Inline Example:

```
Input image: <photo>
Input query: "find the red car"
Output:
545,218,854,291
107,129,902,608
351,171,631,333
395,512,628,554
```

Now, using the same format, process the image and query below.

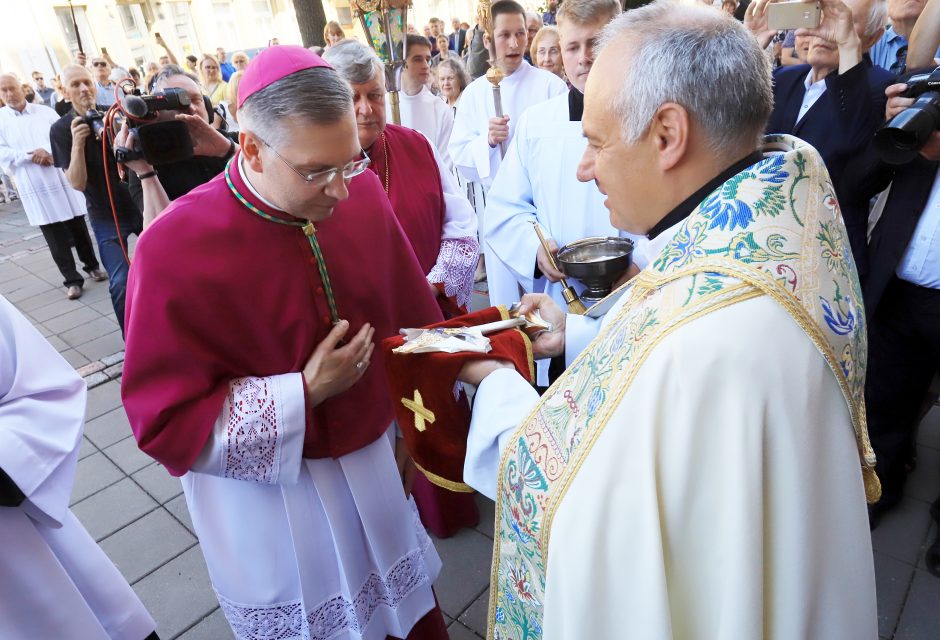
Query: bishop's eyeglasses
260,138,371,187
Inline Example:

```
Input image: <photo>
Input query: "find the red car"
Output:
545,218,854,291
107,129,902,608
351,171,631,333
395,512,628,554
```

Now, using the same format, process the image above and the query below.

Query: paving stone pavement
4,201,940,639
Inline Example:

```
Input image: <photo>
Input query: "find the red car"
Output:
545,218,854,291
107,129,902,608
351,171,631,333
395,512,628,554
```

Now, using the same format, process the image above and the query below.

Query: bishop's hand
304,320,375,407
516,293,566,360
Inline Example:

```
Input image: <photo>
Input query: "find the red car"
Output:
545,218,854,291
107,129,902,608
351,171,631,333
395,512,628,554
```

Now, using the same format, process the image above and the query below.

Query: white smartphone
766,1,822,31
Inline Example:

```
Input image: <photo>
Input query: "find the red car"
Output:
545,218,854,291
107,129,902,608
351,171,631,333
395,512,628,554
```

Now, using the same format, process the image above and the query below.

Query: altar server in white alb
459,5,879,639
392,34,456,171
0,74,106,301
0,295,157,640
483,0,642,385
448,0,567,189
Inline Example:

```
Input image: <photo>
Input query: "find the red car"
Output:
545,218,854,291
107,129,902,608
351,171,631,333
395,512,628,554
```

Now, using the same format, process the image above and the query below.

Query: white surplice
390,87,455,173
0,104,87,226
484,92,643,383
0,295,156,640
423,142,480,310
448,61,567,188
180,165,443,640
464,220,878,639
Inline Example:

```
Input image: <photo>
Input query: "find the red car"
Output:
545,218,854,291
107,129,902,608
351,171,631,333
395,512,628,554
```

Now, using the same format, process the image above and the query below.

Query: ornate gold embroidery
401,390,435,433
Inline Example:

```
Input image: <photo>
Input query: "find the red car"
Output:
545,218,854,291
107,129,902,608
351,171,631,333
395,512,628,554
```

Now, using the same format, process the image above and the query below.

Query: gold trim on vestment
413,461,475,493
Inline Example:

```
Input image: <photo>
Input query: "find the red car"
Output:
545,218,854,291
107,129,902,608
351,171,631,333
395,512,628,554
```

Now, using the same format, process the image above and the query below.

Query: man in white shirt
0,74,106,300
393,34,456,171
483,0,641,385
92,57,117,107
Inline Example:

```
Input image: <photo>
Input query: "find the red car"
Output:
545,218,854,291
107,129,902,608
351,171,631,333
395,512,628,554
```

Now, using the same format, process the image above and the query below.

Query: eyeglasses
92,61,108,67
260,138,371,186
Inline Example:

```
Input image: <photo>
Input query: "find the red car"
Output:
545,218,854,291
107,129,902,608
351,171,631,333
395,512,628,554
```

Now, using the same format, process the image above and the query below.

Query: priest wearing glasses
121,46,450,640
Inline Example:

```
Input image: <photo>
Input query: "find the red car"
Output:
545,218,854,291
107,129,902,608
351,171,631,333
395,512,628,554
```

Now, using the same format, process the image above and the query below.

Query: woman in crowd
225,70,244,130
323,21,346,49
530,26,564,80
231,51,250,73
437,57,470,113
198,54,227,107
432,35,452,67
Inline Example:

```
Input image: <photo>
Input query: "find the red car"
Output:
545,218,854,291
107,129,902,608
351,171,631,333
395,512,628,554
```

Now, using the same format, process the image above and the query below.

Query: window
212,0,240,50
55,5,98,58
251,0,275,42
169,1,201,56
119,6,143,39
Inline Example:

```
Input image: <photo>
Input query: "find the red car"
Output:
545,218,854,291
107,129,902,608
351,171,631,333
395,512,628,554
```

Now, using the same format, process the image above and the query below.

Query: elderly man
121,46,449,640
0,74,105,300
50,64,143,333
324,40,478,321
484,0,640,387
460,3,878,637
0,295,157,639
324,40,480,538
869,0,940,73
31,71,55,107
747,0,894,278
91,57,117,107
216,47,236,82
525,11,544,63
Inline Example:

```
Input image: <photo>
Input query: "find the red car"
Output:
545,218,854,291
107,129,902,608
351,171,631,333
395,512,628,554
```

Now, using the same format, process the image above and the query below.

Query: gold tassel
863,467,882,504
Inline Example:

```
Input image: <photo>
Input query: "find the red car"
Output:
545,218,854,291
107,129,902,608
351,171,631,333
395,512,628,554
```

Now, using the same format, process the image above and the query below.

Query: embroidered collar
647,151,764,240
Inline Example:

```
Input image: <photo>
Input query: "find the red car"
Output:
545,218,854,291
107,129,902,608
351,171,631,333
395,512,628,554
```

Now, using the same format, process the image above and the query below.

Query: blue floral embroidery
586,387,604,417
820,287,857,336
701,155,790,231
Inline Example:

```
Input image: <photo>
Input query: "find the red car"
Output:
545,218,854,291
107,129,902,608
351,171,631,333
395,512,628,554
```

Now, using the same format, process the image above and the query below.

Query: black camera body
874,66,940,165
82,110,106,140
115,87,194,166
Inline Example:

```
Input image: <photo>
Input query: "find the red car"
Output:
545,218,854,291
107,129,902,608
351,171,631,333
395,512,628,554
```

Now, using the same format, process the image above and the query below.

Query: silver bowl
556,237,635,303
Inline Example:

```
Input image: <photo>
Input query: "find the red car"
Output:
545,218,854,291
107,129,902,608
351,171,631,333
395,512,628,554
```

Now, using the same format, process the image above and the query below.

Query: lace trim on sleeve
426,236,479,310
221,377,283,484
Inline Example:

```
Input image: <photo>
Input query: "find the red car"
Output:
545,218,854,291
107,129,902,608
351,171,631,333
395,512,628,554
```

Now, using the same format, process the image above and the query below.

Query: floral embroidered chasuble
488,136,879,640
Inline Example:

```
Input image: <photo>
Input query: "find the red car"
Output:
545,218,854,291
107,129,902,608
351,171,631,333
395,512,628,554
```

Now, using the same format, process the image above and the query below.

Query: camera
114,87,194,166
874,66,940,165
82,110,106,140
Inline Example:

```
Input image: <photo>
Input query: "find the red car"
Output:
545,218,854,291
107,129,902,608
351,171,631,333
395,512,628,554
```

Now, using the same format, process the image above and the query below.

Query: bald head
61,64,97,113
0,74,26,111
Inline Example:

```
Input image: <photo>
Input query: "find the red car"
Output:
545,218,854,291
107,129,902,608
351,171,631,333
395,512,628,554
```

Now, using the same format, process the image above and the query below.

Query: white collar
237,154,283,211
804,68,828,89
636,219,685,268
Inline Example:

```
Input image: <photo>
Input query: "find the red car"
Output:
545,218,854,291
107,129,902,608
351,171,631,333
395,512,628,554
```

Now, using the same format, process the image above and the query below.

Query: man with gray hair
122,46,449,640
747,0,894,278
324,38,482,538
459,2,878,637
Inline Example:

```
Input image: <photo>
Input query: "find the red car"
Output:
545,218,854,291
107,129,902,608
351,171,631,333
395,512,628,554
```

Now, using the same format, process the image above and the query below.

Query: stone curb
79,350,125,389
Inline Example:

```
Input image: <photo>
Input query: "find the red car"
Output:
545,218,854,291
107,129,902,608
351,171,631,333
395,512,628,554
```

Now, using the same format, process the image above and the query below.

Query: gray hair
238,67,353,147
556,0,621,26
322,39,383,86
596,1,772,157
526,11,544,25
151,64,200,90
863,0,887,38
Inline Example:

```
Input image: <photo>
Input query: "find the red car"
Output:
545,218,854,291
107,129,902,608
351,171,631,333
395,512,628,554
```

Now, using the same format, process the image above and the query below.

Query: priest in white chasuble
459,5,879,639
0,295,157,640
483,0,643,384
448,0,567,190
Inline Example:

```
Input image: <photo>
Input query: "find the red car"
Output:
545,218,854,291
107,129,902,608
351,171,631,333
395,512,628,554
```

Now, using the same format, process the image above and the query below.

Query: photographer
114,65,238,228
50,64,142,335
843,73,940,564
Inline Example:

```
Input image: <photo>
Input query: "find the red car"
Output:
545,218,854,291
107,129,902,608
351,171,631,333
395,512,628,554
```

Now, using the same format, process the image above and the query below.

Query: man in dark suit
449,17,467,55
746,0,894,278
842,76,940,574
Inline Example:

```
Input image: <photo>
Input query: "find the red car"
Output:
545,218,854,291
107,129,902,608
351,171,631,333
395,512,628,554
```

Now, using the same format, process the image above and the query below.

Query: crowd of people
2,0,940,638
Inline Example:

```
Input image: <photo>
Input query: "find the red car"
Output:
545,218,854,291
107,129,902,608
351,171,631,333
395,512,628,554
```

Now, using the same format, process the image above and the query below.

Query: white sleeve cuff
565,313,603,367
190,373,306,484
465,368,539,500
